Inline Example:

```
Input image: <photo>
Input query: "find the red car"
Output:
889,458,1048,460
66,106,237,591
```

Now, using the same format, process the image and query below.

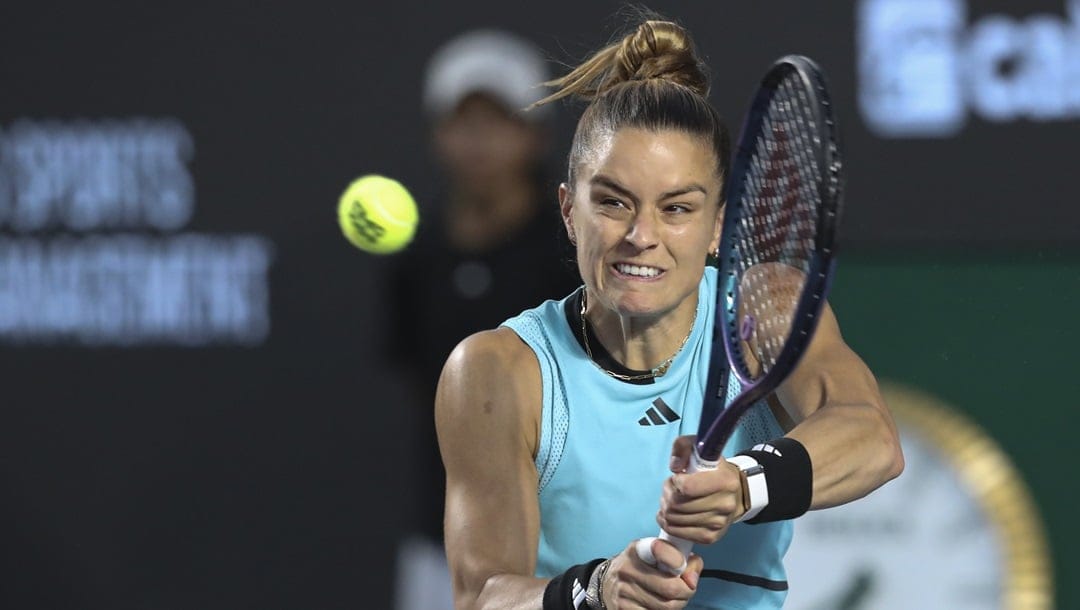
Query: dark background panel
6,2,1077,246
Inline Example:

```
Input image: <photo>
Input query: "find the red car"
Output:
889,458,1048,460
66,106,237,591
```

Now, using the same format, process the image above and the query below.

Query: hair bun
614,21,709,96
530,18,711,107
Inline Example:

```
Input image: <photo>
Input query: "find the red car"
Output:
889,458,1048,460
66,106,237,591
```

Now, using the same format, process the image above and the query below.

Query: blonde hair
535,19,730,188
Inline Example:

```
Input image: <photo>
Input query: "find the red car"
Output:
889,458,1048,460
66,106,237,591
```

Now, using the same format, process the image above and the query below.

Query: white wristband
726,455,769,522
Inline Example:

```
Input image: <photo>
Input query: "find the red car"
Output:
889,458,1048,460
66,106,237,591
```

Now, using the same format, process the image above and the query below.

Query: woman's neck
584,289,699,373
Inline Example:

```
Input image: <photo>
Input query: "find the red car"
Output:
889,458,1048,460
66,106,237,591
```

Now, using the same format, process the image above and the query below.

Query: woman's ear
559,182,576,245
709,203,724,255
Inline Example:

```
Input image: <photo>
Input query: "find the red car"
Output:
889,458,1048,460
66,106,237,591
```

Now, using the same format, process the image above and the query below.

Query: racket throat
697,386,771,461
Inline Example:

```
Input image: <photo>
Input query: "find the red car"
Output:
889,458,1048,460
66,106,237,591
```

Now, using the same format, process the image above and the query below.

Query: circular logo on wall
783,381,1053,609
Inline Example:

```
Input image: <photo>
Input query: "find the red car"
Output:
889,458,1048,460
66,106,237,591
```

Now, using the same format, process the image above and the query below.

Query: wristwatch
726,454,768,522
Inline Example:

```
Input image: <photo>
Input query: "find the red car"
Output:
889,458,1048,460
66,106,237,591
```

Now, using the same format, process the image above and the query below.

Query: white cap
423,29,552,121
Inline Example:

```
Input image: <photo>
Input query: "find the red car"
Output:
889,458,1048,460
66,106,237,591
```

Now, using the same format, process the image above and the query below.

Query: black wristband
543,558,606,610
737,437,813,524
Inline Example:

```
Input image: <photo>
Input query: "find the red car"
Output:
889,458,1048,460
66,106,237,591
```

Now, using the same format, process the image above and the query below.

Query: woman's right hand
602,538,703,609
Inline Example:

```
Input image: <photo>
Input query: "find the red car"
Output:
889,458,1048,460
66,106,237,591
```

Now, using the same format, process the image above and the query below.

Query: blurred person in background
389,29,580,610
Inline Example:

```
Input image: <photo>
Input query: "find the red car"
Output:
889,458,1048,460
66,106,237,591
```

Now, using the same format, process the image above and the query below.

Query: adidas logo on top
638,398,681,426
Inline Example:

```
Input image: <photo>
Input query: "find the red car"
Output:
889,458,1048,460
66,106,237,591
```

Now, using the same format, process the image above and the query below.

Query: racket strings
732,73,826,373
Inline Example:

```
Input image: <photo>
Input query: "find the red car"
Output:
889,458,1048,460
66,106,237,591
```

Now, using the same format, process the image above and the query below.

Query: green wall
830,253,1079,608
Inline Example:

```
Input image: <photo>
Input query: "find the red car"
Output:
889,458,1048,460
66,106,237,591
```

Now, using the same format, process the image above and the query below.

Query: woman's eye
666,204,691,214
601,197,625,208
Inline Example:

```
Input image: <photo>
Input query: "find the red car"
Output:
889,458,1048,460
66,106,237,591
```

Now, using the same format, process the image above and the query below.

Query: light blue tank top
502,267,792,610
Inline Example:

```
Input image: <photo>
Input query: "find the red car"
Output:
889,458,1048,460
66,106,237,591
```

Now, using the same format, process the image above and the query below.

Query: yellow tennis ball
337,175,419,254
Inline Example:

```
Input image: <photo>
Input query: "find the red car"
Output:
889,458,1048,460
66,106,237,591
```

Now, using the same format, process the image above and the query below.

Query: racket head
697,55,844,460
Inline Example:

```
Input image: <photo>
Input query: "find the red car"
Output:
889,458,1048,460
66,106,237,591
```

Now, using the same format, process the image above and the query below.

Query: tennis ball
337,175,419,254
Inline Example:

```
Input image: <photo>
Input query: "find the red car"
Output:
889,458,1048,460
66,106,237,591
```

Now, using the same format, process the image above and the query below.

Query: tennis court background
0,1,1075,608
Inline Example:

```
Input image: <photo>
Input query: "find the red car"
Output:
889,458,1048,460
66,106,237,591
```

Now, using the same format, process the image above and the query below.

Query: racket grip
635,448,720,576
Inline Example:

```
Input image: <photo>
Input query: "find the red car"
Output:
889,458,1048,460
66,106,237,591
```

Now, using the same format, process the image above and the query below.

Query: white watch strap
726,455,768,522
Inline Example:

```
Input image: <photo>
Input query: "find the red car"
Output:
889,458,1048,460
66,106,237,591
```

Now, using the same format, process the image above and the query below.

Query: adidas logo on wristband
750,442,783,456
572,577,586,608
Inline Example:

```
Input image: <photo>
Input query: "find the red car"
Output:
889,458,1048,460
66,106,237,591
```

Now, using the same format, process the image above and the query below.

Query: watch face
782,383,1053,610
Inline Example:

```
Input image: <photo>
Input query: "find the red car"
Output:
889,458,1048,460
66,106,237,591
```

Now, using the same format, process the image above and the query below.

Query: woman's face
560,127,723,319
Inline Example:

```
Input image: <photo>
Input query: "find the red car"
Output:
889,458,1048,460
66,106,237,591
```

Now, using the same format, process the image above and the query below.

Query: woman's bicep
771,303,904,507
771,303,873,419
435,329,545,608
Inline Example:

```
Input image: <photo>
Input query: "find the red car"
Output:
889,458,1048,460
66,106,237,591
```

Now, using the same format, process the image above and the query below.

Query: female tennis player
435,18,904,610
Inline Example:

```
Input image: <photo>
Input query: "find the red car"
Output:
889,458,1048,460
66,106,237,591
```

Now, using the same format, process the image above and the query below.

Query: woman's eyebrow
590,175,708,202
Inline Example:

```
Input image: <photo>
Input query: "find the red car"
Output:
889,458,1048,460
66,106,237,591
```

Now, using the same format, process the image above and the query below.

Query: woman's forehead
579,127,721,185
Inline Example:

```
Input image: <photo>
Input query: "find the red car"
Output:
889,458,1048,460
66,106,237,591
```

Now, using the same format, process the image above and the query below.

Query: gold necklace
580,289,697,381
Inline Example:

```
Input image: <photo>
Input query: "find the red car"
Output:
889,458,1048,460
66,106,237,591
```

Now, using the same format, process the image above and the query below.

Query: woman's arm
658,302,903,544
775,303,905,509
436,328,547,609
438,328,705,609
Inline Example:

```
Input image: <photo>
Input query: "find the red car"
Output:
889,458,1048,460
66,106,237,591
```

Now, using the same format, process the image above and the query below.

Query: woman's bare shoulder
436,327,543,456
445,327,538,373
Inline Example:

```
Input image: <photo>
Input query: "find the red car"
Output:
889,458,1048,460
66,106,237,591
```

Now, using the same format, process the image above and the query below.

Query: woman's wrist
734,437,813,524
543,558,606,610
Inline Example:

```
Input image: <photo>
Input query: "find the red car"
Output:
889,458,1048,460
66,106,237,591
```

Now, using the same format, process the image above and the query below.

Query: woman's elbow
878,410,905,483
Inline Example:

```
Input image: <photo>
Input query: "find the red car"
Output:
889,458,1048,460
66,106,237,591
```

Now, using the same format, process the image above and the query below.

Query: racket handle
635,449,719,576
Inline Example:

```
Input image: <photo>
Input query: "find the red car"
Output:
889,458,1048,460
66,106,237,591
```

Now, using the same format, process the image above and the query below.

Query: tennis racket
638,54,845,569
